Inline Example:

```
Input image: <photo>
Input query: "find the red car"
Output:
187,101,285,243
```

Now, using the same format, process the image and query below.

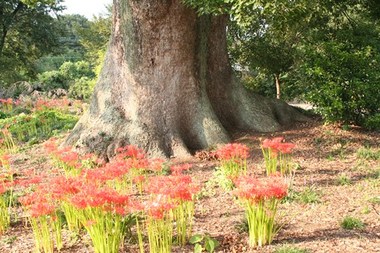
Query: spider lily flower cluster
233,175,288,247
14,143,199,253
216,138,295,247
261,137,296,175
1,132,295,251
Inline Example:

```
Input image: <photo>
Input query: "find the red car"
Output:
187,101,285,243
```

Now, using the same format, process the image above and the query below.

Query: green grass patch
0,108,78,145
356,147,380,161
274,245,310,253
340,216,365,230
283,187,321,204
336,173,352,186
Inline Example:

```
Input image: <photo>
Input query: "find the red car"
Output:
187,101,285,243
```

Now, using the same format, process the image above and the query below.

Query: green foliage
296,187,321,204
37,60,95,99
0,0,65,83
274,245,310,253
0,108,78,145
284,187,321,204
189,234,220,253
340,216,365,230
336,173,352,186
75,11,111,70
356,147,380,160
363,114,380,131
68,77,96,100
37,70,67,90
300,33,380,125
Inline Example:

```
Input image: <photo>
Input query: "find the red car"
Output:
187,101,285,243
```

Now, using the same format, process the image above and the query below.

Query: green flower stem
30,215,54,253
0,194,11,233
245,198,280,247
174,200,195,245
75,206,127,253
61,202,82,233
147,214,173,253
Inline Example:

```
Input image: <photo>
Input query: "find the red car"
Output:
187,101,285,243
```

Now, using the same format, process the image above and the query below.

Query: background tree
65,0,306,159
224,0,380,127
0,0,64,84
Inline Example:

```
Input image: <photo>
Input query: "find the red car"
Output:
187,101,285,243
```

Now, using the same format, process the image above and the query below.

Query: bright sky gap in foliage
62,0,112,19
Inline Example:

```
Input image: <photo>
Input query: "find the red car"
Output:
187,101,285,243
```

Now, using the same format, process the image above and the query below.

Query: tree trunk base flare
65,0,308,159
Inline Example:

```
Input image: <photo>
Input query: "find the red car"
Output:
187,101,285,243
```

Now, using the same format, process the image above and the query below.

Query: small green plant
296,186,320,204
189,234,220,253
363,113,380,131
1,235,17,245
357,147,380,161
337,173,352,186
340,216,365,230
274,245,310,253
368,196,380,205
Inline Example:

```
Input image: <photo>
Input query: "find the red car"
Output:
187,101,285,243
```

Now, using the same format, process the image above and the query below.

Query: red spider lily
0,153,10,167
49,176,82,200
143,195,177,220
133,175,146,184
170,163,192,175
149,158,165,172
262,137,284,149
0,98,13,105
30,202,56,217
69,183,131,213
116,145,146,160
276,142,296,154
262,137,295,154
14,176,43,188
146,175,199,202
44,139,58,153
84,160,131,182
216,143,250,160
55,148,80,168
0,181,13,194
19,191,57,217
233,176,288,202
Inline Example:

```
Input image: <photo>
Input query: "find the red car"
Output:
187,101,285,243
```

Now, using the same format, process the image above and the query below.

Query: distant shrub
37,70,68,91
37,61,96,97
68,77,96,100
363,114,380,131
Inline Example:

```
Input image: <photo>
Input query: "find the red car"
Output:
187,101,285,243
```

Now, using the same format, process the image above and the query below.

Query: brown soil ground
0,119,379,253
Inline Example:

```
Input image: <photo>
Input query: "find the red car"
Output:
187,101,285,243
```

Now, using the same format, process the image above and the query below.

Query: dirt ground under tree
1,119,379,253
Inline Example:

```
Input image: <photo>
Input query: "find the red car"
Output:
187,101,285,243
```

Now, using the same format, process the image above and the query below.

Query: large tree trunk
65,0,307,159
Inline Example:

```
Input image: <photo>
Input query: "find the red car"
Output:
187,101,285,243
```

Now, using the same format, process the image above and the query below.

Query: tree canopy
0,0,64,84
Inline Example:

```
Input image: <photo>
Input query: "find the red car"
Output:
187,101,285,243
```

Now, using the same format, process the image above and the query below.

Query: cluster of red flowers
0,98,19,106
34,98,70,111
45,140,101,173
69,183,132,215
170,163,192,175
216,143,250,161
19,189,56,218
146,175,199,202
233,175,288,202
142,195,177,220
116,145,146,160
262,137,296,154
0,180,12,195
0,153,10,168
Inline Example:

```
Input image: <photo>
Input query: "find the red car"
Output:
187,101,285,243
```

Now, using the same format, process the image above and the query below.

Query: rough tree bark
65,0,307,158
